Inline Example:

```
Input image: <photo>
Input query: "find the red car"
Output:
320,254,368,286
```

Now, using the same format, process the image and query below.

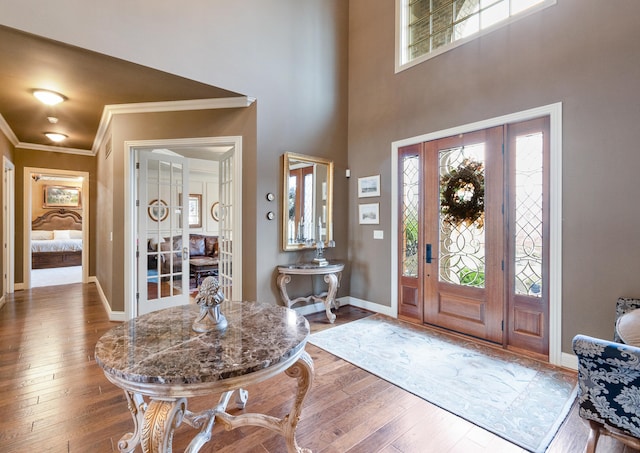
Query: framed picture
211,202,220,221
188,194,202,228
358,175,381,198
44,185,81,208
148,199,168,222
359,203,379,224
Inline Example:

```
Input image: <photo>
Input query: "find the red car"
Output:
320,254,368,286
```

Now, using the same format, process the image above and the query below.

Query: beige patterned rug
309,314,576,452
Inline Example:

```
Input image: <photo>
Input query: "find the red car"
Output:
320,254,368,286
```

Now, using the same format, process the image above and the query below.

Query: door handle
183,246,189,260
426,244,432,264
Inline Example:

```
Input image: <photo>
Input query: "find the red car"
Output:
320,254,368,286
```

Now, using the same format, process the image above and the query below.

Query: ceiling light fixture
44,132,68,142
33,89,66,106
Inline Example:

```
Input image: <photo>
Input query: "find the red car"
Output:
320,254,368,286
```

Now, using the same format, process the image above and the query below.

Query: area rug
309,315,576,452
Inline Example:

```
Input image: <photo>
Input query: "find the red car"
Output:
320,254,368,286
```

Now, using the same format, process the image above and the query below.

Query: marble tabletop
278,261,344,274
95,300,310,392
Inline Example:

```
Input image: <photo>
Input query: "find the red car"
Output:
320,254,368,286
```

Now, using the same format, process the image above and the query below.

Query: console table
277,262,344,323
95,301,313,453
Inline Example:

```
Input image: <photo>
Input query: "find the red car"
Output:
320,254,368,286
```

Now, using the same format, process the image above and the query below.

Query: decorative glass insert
438,144,485,287
514,132,543,296
401,154,420,277
401,0,552,67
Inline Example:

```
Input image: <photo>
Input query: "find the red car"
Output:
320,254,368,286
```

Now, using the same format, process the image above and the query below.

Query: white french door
137,151,190,315
217,148,234,301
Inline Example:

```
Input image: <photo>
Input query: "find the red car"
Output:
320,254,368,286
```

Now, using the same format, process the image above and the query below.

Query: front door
398,119,550,355
137,151,189,315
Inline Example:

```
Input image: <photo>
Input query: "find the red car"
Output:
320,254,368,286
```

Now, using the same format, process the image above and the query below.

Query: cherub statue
192,276,228,332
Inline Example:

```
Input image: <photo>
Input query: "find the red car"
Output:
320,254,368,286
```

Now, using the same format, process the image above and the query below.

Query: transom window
397,0,555,71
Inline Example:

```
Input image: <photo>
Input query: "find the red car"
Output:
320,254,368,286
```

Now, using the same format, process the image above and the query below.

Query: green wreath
440,158,485,228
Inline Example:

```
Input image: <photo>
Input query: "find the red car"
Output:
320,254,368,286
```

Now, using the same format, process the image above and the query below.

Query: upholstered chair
573,334,640,452
614,297,640,342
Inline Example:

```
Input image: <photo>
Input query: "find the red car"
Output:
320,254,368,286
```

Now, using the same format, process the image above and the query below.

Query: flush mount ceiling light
44,132,68,142
33,89,66,106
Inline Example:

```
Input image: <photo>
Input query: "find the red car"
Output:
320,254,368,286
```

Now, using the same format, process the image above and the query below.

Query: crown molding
0,114,19,146
1,96,256,157
15,142,94,156
92,96,256,155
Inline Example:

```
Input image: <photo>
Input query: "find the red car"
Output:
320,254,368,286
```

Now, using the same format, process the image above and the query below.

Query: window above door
396,0,555,72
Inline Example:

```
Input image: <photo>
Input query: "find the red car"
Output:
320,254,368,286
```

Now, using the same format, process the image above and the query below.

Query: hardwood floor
0,283,636,452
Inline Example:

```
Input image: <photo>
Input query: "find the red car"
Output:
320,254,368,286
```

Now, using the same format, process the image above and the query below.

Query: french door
137,151,190,315
398,117,550,356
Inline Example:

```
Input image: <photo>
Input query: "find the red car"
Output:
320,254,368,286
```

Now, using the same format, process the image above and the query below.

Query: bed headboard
32,209,82,231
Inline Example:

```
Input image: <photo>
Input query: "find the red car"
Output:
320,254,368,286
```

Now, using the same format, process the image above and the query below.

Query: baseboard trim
93,278,126,322
340,296,396,318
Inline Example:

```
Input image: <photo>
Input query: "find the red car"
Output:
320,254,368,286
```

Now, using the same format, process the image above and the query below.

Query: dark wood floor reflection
0,283,635,452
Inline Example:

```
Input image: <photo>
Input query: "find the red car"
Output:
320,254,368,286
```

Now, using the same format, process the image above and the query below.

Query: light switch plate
373,230,384,239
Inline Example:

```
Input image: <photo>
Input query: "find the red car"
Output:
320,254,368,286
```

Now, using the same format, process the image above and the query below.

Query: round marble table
95,301,314,453
616,309,640,346
277,262,344,323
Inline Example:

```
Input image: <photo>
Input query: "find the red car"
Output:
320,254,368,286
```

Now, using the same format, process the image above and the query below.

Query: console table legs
277,272,341,323
117,353,314,453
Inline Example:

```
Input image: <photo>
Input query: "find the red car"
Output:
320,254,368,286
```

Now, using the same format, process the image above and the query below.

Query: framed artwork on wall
189,194,202,228
357,175,380,198
43,185,81,208
359,203,379,224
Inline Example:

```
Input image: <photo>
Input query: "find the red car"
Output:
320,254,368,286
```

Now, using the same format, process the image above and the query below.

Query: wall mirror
282,152,334,251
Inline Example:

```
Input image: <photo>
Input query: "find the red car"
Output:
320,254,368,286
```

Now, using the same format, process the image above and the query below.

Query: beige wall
99,107,257,312
348,0,640,352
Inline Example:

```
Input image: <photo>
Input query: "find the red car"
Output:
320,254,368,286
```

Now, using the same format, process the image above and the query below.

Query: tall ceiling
0,25,241,153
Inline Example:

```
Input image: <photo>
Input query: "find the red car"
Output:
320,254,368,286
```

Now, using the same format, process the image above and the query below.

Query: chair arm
573,334,640,439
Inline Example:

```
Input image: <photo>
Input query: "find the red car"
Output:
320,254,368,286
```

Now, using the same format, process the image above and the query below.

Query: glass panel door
137,150,189,315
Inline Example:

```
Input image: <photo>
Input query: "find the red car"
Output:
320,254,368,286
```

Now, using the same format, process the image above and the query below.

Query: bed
31,209,83,269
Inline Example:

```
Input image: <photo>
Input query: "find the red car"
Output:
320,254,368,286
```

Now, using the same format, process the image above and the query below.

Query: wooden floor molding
0,283,637,452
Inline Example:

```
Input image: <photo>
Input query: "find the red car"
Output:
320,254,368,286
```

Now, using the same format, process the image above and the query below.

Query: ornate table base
277,262,344,323
115,352,314,453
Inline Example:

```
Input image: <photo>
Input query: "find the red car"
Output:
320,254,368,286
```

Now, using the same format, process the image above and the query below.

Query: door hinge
136,292,140,301
136,200,140,207
136,162,140,170
501,320,504,331
501,260,504,271
136,250,139,258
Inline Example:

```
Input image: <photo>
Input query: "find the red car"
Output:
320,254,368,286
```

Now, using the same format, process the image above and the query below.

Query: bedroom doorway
23,167,89,290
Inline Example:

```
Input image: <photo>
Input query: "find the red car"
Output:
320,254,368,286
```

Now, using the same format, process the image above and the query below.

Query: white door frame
22,167,90,289
124,136,243,320
391,103,564,366
3,156,15,298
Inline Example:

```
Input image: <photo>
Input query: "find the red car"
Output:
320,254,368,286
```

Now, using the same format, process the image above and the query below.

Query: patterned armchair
573,334,640,452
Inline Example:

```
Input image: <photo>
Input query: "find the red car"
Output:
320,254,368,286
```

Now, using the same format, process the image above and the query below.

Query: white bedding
31,239,82,253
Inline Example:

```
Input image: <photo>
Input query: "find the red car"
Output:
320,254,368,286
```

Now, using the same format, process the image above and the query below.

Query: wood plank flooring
0,283,636,452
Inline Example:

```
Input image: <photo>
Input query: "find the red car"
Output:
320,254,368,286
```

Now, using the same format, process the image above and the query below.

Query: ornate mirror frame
282,152,334,251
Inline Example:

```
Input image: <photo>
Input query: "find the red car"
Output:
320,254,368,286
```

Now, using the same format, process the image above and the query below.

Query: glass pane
402,154,420,277
481,0,509,29
514,132,543,296
303,173,314,241
439,144,485,288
